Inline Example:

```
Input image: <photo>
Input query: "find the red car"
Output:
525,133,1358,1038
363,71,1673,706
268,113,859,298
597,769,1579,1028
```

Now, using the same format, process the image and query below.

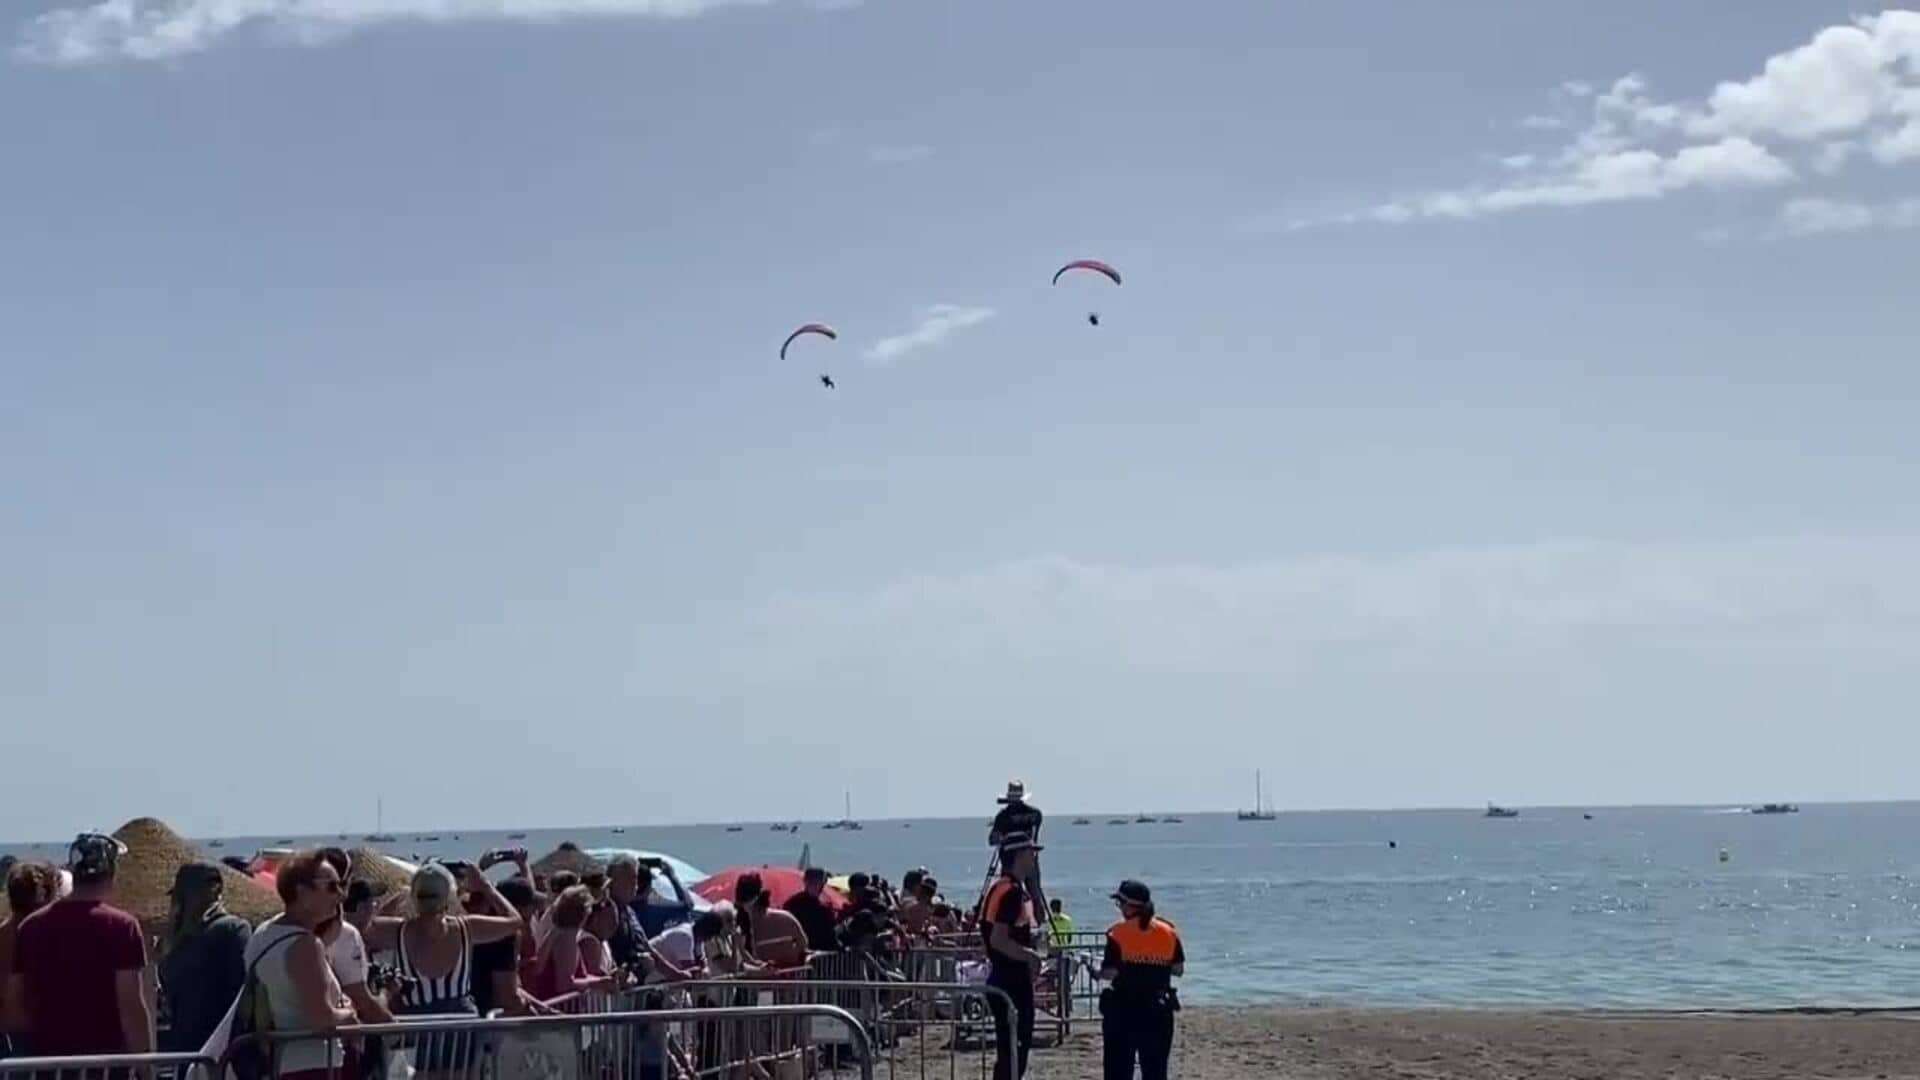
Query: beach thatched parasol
111,817,283,940
532,842,603,879
347,847,414,898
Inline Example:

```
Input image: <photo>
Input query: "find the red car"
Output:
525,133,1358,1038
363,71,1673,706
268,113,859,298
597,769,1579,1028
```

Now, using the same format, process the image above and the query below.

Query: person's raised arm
362,915,403,953
459,867,525,945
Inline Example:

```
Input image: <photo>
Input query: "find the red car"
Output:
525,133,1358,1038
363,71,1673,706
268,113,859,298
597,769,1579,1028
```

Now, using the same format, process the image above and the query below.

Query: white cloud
868,144,933,165
1779,196,1876,234
16,0,777,64
863,304,995,364
1519,114,1567,131
1345,137,1791,224
1779,195,1920,234
1307,12,1920,227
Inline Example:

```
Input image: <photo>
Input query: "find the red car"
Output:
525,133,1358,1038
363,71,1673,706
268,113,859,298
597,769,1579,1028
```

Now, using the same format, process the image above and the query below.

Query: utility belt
1100,987,1180,1015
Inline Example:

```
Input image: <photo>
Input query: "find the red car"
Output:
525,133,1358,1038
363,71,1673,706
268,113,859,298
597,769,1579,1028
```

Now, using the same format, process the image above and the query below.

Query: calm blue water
12,803,1920,1008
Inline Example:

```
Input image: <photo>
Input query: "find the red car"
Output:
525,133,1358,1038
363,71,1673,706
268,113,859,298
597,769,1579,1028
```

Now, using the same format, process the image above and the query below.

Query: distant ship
1163,816,1185,824
725,826,744,833
1107,818,1130,826
1485,804,1520,819
1237,770,1278,822
1134,814,1158,824
611,827,626,834
825,792,863,831
208,839,225,849
363,798,398,843
1750,803,1800,815
1072,818,1092,826
770,822,800,833
507,832,527,840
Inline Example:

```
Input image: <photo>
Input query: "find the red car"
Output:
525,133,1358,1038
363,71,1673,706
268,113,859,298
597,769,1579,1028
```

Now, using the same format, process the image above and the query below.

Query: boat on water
1751,803,1800,815
507,832,527,840
1134,814,1158,824
1484,804,1520,819
208,839,225,849
1237,770,1278,821
1163,816,1185,824
363,798,398,843
1072,818,1092,826
725,826,744,833
612,826,626,834
825,791,862,832
769,822,797,833
1106,818,1130,826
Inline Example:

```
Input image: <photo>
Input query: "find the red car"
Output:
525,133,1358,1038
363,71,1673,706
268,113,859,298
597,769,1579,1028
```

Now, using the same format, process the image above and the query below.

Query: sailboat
827,791,863,832
1237,771,1277,821
363,798,397,843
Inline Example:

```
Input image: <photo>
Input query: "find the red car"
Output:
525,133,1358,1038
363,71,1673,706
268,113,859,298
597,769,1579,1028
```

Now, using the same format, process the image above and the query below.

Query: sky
6,1,1920,840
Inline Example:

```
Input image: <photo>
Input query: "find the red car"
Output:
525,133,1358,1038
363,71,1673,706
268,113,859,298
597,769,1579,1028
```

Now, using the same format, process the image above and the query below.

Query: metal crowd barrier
224,1003,872,1080
671,979,1015,1080
0,1051,219,1080
884,941,1101,1042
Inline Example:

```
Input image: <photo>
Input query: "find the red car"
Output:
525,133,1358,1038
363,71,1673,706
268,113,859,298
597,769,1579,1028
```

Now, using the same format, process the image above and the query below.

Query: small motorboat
1134,814,1158,824
1484,804,1520,819
1750,803,1800,815
725,826,744,833
1072,818,1092,826
1107,818,1130,826
507,832,528,840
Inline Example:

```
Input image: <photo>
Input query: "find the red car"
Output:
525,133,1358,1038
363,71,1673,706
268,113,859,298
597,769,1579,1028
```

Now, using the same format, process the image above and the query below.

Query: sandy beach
1013,1007,1920,1079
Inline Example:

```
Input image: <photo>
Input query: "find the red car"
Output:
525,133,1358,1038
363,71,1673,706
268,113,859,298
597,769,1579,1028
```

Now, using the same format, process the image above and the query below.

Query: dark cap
1111,879,1151,906
803,866,829,882
998,831,1043,856
170,862,226,897
68,832,127,881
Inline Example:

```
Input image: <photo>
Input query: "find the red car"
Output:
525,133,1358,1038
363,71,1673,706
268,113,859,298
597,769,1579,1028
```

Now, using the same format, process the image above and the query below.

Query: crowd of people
1,781,1184,1080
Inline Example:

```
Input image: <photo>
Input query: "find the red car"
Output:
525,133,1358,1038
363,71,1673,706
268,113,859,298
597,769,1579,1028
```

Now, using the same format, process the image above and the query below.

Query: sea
11,802,1920,1009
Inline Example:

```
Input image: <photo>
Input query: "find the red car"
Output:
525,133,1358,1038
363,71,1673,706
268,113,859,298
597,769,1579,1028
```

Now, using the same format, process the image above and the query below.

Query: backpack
227,927,303,1080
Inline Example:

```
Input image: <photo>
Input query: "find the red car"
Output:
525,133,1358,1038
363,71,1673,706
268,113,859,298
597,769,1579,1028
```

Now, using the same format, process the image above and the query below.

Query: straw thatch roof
347,847,414,898
111,818,283,936
532,842,603,878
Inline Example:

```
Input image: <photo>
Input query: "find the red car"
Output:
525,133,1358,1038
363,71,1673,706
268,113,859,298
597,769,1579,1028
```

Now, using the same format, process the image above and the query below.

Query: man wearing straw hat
989,779,1044,846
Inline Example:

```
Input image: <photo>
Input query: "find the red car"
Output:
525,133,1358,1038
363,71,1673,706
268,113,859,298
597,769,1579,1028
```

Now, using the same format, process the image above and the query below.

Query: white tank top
242,918,344,1074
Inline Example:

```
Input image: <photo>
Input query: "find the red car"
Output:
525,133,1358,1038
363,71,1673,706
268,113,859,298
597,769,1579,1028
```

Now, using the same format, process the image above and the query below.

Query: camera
366,963,419,997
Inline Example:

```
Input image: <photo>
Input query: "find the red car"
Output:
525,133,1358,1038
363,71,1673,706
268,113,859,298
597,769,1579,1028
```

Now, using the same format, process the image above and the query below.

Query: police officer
980,832,1043,1080
1097,880,1184,1080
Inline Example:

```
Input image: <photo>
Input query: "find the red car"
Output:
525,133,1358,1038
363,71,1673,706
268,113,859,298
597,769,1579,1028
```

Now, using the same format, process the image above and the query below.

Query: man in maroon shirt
5,834,153,1058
